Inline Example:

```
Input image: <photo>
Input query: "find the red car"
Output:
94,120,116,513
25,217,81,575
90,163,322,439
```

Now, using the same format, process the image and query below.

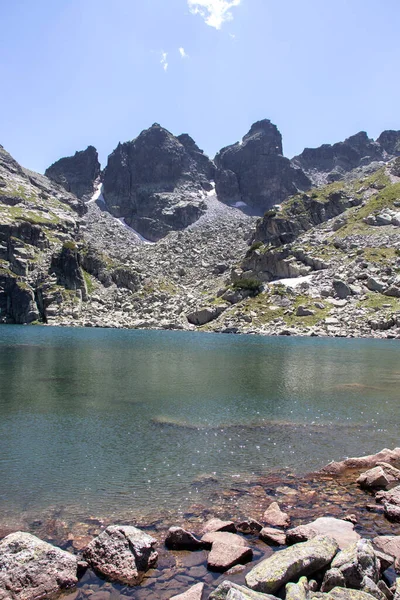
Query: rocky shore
2,448,400,600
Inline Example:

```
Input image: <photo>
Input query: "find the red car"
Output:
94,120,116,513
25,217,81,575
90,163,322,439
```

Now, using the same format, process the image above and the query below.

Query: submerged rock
0,531,78,600
263,502,290,528
245,535,339,594
83,525,158,585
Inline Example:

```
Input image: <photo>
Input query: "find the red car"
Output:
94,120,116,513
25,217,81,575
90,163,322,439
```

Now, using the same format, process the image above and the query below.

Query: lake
0,325,399,526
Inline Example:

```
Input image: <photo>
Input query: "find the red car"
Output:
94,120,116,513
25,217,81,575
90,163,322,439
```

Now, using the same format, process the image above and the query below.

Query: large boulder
45,145,101,200
0,531,78,600
102,124,214,241
330,540,380,589
245,535,339,594
214,120,311,213
286,517,360,550
373,536,400,565
83,525,158,585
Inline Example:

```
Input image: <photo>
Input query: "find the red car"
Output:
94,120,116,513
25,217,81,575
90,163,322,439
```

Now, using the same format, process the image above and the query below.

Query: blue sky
1,0,399,173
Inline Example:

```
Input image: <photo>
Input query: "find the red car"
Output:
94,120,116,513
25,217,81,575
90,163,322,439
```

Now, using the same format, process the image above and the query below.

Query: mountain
102,124,216,241
292,130,400,186
214,119,311,212
1,119,400,338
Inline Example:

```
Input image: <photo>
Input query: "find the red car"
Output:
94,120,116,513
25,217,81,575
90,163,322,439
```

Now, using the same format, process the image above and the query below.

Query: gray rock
331,539,380,588
0,531,78,600
321,568,346,593
245,535,339,594
83,525,158,585
296,305,315,317
328,587,381,600
187,305,226,326
333,279,352,299
285,576,310,600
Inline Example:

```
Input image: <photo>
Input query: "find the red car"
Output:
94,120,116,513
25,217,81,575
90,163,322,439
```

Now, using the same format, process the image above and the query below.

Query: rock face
45,146,101,200
245,535,339,594
0,531,78,600
292,130,400,185
102,124,215,241
214,120,311,213
83,525,158,585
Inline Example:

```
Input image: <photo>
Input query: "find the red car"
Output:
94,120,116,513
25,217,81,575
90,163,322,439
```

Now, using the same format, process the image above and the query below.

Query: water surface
0,325,399,522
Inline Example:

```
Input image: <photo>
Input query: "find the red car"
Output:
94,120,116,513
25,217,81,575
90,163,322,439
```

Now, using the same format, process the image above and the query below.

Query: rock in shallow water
0,531,78,600
245,535,339,594
83,525,158,585
207,541,253,572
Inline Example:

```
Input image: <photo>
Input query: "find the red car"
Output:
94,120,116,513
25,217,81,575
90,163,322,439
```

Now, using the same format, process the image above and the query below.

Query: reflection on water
0,325,399,523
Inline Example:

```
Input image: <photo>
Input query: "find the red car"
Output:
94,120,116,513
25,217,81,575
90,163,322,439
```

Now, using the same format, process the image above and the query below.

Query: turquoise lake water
0,325,399,522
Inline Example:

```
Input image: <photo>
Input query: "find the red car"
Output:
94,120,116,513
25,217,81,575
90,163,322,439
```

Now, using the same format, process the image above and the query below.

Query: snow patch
88,182,104,204
271,274,314,288
117,218,155,244
231,201,248,208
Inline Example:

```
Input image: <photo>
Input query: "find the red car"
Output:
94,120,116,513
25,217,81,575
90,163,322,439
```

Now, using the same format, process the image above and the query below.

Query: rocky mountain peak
45,145,101,200
242,119,283,155
102,124,215,241
214,119,310,212
377,130,400,156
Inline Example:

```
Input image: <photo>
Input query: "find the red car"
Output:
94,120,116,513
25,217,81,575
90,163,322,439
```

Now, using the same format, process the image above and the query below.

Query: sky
1,0,400,173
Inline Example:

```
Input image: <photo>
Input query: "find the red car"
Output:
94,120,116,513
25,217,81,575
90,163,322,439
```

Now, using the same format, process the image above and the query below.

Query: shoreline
1,449,400,599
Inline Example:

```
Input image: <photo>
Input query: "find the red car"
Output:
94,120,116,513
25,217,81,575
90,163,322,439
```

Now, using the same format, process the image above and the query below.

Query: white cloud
188,0,241,30
179,47,188,58
160,51,168,71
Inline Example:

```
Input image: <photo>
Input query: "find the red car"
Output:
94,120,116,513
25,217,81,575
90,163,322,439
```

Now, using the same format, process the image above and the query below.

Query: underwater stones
0,531,78,600
165,527,204,550
207,540,253,572
83,525,158,585
245,535,339,594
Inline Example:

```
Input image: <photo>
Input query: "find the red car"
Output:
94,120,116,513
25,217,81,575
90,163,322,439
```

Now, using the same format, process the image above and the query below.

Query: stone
376,486,400,507
202,518,236,534
187,305,226,326
209,580,278,600
286,517,360,550
263,502,290,528
259,527,286,546
361,576,387,600
236,519,263,534
373,536,400,563
320,448,400,475
328,588,381,600
384,504,400,522
285,576,310,600
357,466,398,491
170,582,204,600
296,305,315,317
321,568,346,593
0,531,78,600
83,525,158,585
333,279,352,299
165,527,204,550
201,531,247,550
207,541,253,572
331,539,380,588
245,535,339,594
